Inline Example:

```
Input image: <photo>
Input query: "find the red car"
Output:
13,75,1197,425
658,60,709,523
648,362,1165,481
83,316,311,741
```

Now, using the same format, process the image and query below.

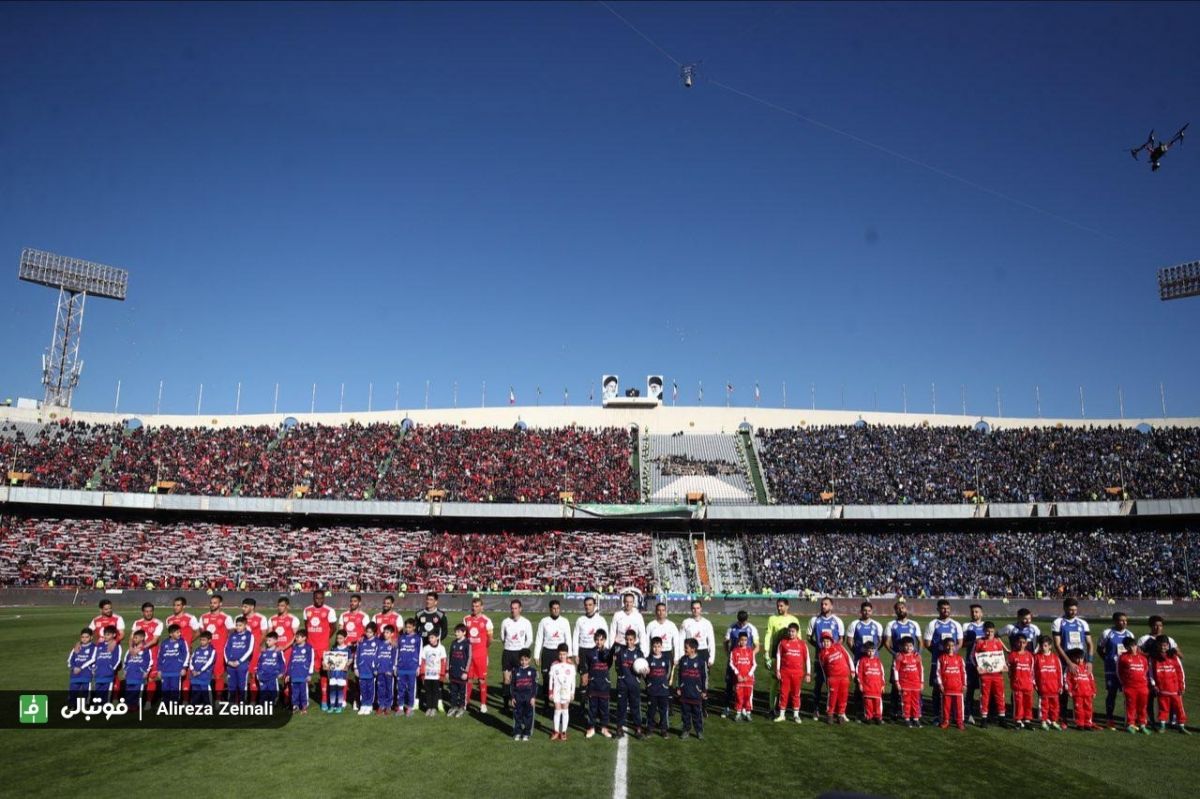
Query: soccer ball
633,658,650,676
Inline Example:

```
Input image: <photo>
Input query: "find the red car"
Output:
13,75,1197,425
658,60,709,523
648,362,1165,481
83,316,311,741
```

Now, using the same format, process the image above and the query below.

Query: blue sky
1,1,1197,418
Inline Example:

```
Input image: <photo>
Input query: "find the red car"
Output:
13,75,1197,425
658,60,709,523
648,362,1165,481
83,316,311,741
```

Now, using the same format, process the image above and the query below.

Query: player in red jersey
1007,635,1036,728
132,602,165,704
372,595,402,648
936,640,967,729
340,593,370,709
817,630,852,723
855,640,886,724
240,598,270,693
972,622,1007,727
199,594,234,693
270,596,300,660
463,597,494,712
166,596,200,689
304,588,338,710
91,599,126,644
774,623,811,722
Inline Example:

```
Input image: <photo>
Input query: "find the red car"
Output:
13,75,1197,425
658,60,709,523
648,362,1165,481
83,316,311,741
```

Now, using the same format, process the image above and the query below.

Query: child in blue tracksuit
585,630,614,738
123,630,152,706
511,650,538,740
256,633,286,704
190,631,217,704
93,626,123,700
448,624,472,716
158,624,190,702
327,630,351,713
355,623,380,714
616,630,645,738
224,616,255,701
397,620,422,715
676,638,709,739
289,630,315,712
646,636,673,736
374,626,398,715
68,628,98,701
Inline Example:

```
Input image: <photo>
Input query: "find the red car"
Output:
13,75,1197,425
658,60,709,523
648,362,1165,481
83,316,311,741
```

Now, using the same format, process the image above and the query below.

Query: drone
1130,123,1188,171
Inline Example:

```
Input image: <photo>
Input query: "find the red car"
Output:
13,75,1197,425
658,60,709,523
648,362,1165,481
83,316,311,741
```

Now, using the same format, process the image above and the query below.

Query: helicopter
1130,123,1188,171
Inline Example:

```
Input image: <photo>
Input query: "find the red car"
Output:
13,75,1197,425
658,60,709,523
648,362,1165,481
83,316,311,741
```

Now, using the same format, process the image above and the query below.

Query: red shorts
468,652,488,680
312,645,329,672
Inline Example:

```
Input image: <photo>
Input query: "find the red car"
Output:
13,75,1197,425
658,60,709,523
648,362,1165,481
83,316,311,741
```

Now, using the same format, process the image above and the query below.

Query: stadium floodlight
1158,259,1200,301
18,248,129,408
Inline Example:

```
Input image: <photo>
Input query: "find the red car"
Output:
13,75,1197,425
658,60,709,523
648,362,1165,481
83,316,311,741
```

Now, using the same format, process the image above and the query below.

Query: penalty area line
612,732,629,799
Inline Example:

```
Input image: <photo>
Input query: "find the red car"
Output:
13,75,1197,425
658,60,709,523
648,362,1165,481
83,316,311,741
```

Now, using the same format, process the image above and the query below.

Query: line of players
66,591,1189,737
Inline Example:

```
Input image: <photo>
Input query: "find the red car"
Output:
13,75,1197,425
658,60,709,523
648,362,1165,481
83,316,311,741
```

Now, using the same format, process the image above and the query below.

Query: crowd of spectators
655,454,742,477
1,420,122,489
374,424,637,503
10,421,636,503
757,424,1200,505
743,529,1200,599
0,516,653,594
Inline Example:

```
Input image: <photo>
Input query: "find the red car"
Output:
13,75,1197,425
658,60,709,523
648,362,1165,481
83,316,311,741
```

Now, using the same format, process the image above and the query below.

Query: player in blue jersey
847,601,883,715
354,622,380,715
961,603,987,724
68,627,98,701
646,636,673,737
884,600,922,720
257,632,286,704
224,616,255,702
374,625,398,715
807,598,844,720
189,631,217,704
1097,611,1135,729
92,625,123,701
397,618,422,716
676,638,709,739
1051,598,1093,717
924,599,964,725
123,629,153,706
326,629,352,713
289,629,316,713
158,624,190,702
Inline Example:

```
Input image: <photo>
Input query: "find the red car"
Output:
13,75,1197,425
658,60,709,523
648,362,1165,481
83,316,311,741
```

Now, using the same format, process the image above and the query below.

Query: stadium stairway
370,422,410,499
85,435,125,491
233,425,290,496
693,537,711,593
737,430,770,504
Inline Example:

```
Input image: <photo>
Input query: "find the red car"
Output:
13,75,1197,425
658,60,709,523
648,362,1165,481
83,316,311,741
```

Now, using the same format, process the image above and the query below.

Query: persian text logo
19,695,48,724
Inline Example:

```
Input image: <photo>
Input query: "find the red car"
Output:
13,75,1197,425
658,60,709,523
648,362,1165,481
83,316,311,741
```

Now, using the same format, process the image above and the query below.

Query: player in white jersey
500,599,534,711
645,602,682,660
610,592,647,657
535,600,573,715
679,600,717,667
547,643,577,740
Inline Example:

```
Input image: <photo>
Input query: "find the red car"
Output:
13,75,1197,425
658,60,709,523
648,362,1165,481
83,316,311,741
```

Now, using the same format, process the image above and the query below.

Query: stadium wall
3,404,1197,434
3,589,1193,619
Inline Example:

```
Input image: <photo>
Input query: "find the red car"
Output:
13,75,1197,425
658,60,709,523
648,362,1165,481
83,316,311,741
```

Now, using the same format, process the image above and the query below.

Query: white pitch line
612,733,629,799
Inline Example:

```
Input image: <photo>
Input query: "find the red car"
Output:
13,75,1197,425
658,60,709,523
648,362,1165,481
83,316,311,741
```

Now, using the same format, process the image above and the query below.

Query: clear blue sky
2,2,1197,419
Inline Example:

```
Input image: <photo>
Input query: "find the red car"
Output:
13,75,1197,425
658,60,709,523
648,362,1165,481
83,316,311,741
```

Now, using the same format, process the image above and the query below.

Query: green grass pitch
0,606,1195,799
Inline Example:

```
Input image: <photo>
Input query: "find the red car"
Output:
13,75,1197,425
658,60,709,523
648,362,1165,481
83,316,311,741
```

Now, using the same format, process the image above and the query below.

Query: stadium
3,3,1199,799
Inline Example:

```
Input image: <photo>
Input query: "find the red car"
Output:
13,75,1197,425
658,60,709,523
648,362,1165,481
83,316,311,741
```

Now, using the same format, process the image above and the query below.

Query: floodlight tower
17,248,129,408
1158,259,1200,301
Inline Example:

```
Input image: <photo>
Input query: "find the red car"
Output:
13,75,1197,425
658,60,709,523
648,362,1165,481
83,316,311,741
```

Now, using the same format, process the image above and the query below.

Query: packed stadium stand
756,424,1200,504
645,432,755,504
0,517,654,594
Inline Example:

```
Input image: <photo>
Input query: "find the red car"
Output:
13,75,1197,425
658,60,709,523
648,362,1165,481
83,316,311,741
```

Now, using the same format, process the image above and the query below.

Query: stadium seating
646,433,755,504
653,535,699,594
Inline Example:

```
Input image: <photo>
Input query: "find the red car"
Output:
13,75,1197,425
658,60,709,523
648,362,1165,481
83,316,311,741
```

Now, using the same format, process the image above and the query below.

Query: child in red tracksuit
1034,636,1065,730
973,622,1007,728
730,631,757,721
936,641,966,729
818,630,852,723
1150,636,1189,734
1117,637,1152,734
774,623,811,723
855,640,886,724
893,637,924,728
1007,636,1035,728
1065,649,1097,730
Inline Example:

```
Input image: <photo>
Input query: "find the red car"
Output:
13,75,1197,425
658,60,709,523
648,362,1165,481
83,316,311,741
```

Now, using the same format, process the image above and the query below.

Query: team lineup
67,591,1188,739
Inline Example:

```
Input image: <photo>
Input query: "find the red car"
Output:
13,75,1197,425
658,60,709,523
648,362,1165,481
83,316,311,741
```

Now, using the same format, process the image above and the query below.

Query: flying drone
1130,123,1188,171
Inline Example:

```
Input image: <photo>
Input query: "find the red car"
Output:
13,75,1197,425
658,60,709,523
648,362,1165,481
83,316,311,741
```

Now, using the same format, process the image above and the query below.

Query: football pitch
0,606,1195,799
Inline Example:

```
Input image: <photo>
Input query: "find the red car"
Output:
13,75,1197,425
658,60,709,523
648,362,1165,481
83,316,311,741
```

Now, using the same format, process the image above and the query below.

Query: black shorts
502,650,522,673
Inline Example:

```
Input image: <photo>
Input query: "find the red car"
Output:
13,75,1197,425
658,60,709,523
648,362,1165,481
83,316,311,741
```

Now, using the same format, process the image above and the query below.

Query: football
633,657,650,676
